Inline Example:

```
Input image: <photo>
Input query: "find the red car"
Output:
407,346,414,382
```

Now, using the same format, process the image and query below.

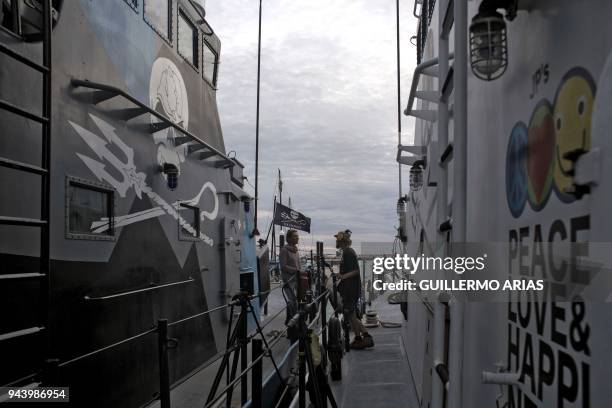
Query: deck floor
329,297,420,408
145,288,420,408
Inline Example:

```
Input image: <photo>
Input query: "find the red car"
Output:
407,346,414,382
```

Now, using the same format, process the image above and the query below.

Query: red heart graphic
527,112,555,202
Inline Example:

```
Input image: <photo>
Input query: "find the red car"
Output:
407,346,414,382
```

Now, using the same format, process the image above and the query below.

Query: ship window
203,41,218,86
179,203,200,240
178,10,198,68
1,0,61,36
66,179,115,240
144,0,171,41
0,0,19,33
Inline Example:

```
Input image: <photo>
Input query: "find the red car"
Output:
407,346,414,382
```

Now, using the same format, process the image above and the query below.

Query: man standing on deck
335,230,374,349
279,229,307,331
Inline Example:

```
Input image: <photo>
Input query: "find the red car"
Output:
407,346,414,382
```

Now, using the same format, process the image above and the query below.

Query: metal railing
404,53,454,117
83,278,195,301
416,0,437,64
70,79,234,168
3,245,336,408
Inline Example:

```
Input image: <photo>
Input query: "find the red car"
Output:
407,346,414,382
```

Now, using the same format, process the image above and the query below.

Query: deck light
396,196,407,216
469,9,507,81
397,195,408,242
161,163,179,190
410,162,424,191
469,0,524,81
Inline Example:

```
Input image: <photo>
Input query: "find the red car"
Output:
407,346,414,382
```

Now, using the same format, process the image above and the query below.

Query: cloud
206,0,418,250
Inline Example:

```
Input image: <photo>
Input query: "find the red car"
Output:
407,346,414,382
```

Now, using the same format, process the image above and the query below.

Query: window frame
178,202,201,241
65,176,116,241
177,7,199,71
143,0,173,45
202,39,219,87
123,0,139,13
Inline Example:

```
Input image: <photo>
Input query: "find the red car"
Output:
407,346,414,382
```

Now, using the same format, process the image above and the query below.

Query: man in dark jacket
335,230,374,349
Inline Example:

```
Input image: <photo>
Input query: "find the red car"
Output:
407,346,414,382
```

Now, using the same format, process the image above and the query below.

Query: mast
254,0,263,231
396,0,402,198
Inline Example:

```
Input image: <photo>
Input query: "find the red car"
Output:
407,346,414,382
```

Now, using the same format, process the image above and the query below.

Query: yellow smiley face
552,69,596,201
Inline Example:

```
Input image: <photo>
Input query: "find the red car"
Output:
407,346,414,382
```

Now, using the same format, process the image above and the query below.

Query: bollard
251,339,263,408
157,319,171,408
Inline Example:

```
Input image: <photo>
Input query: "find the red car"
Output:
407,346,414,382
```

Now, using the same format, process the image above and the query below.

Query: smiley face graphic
552,68,596,202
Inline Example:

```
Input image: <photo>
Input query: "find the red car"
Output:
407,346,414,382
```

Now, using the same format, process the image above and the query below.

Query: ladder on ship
399,0,467,241
398,1,468,408
0,0,53,387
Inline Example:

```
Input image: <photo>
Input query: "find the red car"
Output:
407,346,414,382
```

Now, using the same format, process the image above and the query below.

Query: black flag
273,202,311,233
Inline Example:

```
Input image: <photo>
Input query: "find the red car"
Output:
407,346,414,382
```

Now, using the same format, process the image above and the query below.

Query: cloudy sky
206,0,418,251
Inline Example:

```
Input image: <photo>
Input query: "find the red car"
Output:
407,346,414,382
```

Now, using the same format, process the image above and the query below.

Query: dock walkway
329,296,420,408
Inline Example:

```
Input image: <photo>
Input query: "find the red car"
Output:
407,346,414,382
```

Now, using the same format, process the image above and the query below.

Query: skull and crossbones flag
273,202,311,233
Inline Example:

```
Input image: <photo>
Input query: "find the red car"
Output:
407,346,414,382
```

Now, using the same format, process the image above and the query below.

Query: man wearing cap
335,230,374,349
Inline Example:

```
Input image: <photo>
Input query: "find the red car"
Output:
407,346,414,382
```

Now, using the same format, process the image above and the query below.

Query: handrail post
309,249,314,294
316,242,322,295
240,296,248,405
306,288,314,324
251,338,263,408
298,301,306,408
321,293,328,370
317,241,327,369
42,358,59,386
157,319,171,408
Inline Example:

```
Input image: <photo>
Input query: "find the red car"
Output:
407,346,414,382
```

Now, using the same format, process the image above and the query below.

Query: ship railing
204,286,332,408
4,254,334,408
82,278,196,301
415,0,437,64
0,274,289,382
398,52,454,166
196,244,334,408
3,274,307,406
404,53,454,119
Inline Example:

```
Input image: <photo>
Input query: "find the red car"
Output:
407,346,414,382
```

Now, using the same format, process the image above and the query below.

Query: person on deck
279,229,308,327
335,230,374,349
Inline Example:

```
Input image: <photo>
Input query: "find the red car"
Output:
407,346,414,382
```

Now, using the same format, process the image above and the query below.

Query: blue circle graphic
506,122,528,218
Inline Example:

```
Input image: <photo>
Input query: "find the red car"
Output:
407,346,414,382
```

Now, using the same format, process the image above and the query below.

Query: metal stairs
70,79,236,169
